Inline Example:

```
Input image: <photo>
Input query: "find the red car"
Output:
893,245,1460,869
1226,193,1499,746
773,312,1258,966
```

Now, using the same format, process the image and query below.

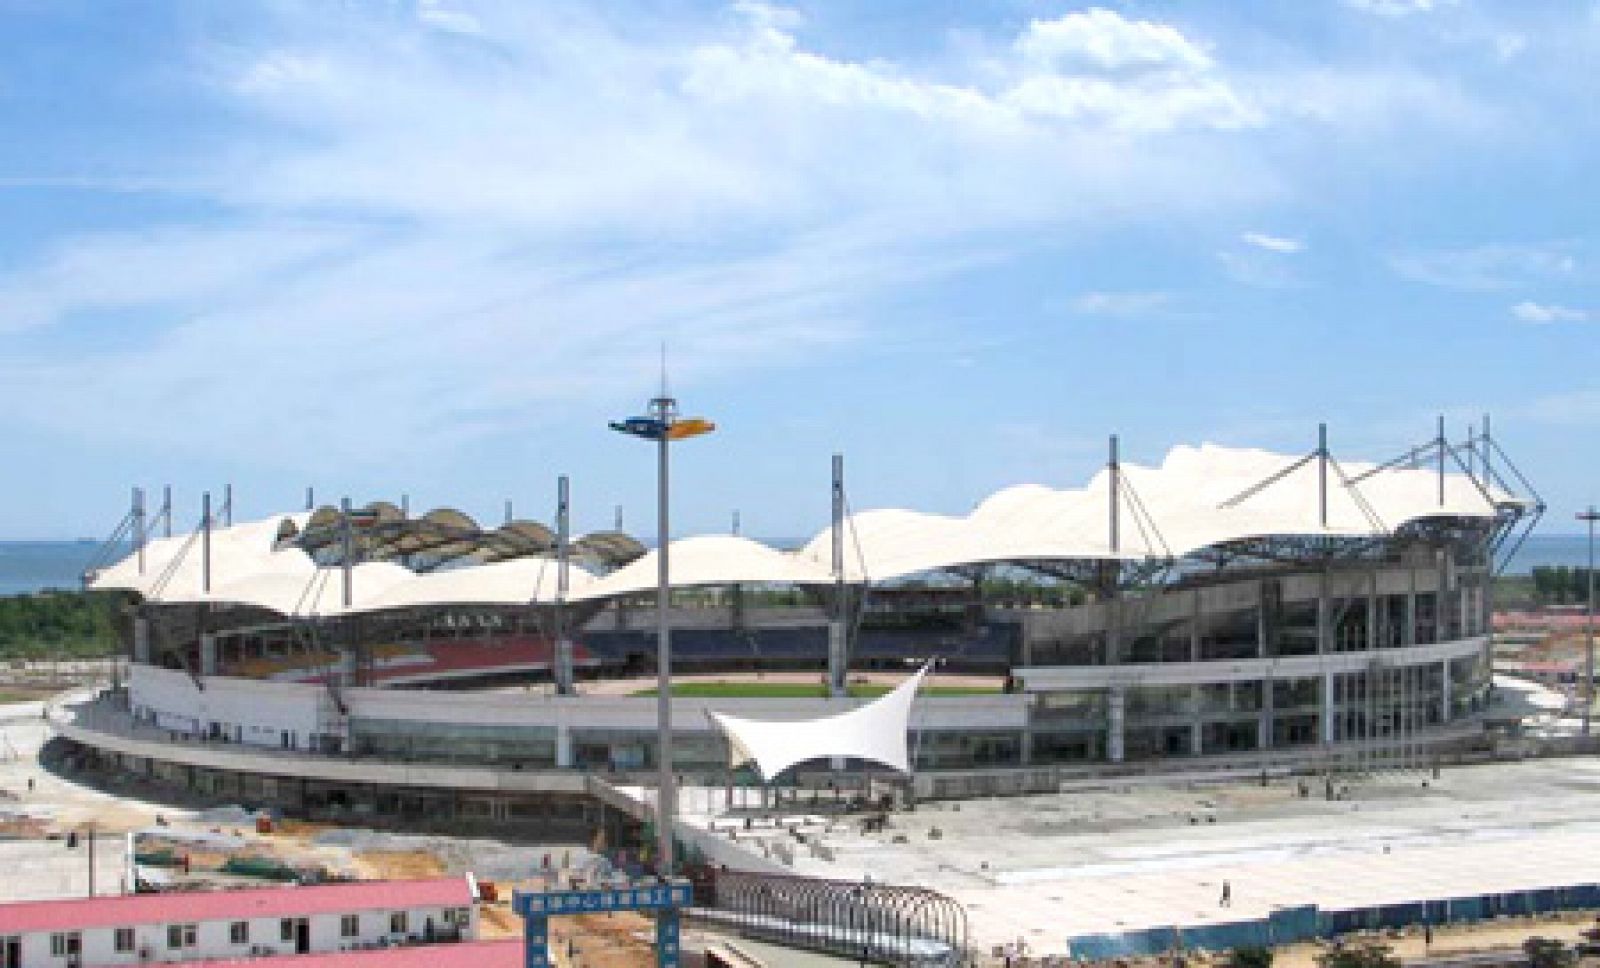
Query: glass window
390,911,409,934
167,924,197,949
230,921,249,944
114,928,135,952
281,919,295,942
51,933,81,956
341,914,360,938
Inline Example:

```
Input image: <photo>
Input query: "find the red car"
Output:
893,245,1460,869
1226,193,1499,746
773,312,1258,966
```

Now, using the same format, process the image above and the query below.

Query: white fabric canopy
707,663,931,779
573,534,835,602
91,441,1519,611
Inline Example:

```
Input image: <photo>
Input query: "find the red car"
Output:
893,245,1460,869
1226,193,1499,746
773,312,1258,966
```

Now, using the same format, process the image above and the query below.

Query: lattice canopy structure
706,869,968,967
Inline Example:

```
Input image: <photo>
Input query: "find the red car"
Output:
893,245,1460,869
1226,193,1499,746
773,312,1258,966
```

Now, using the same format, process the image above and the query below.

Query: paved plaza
683,755,1600,954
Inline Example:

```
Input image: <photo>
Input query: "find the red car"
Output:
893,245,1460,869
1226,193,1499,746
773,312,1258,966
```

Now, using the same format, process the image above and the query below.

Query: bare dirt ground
549,912,656,968
1273,913,1600,968
350,850,449,880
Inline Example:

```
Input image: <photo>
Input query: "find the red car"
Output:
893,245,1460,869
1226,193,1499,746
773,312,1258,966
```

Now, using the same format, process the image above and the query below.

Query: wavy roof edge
89,442,1522,615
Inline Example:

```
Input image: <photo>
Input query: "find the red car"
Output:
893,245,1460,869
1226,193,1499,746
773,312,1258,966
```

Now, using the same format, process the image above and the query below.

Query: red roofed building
0,877,477,967
190,939,523,968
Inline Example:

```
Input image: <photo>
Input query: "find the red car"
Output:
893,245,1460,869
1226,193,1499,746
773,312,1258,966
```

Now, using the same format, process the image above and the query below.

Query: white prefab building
0,876,477,967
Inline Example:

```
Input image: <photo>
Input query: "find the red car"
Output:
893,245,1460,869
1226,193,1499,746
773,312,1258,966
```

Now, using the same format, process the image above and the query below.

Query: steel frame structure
704,869,969,967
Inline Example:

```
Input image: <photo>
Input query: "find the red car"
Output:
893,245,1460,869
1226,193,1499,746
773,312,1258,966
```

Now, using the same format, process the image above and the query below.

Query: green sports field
631,681,1000,698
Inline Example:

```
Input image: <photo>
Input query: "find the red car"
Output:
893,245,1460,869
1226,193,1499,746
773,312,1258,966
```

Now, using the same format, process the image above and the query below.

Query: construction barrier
1067,884,1600,960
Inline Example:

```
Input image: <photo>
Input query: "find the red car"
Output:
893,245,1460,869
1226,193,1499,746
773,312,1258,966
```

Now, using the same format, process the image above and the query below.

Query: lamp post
610,397,715,876
1579,507,1599,737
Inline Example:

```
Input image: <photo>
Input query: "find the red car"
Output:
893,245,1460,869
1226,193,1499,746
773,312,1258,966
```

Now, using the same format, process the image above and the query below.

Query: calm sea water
0,541,122,596
0,534,1588,598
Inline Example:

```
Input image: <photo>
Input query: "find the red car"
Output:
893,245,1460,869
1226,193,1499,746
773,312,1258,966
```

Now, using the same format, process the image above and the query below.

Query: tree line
1530,566,1597,606
0,589,121,658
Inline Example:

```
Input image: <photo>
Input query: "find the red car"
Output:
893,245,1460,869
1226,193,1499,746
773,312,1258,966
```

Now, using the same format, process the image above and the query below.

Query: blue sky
0,0,1596,540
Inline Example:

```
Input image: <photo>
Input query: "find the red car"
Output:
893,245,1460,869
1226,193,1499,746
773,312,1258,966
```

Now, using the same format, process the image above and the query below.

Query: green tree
1533,566,1554,604
1523,937,1575,968
1315,939,1400,968
0,590,121,659
1225,945,1274,968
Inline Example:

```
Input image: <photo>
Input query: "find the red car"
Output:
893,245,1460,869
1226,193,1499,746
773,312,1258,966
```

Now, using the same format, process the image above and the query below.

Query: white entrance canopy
707,663,931,780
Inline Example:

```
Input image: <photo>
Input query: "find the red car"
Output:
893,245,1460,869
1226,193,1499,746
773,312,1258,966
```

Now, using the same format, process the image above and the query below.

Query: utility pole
1580,507,1599,737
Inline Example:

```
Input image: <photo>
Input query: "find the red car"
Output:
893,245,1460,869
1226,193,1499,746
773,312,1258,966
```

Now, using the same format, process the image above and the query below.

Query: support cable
841,493,874,674
1327,456,1388,535
1119,474,1173,561
1218,451,1318,509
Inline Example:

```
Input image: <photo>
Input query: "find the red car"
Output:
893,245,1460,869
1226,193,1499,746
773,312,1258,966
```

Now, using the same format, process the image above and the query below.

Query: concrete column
1257,583,1269,659
1260,675,1275,751
1321,670,1336,743
1367,573,1380,651
1105,596,1122,665
556,723,574,769
1446,550,1459,643
133,617,151,665
199,634,217,677
1189,591,1202,661
1405,566,1418,646
1190,685,1204,755
827,619,847,697
1315,575,1329,655
1439,659,1452,722
1107,686,1126,763
554,638,574,695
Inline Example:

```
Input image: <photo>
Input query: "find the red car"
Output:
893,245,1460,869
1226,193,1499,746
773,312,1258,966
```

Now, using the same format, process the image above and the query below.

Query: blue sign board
514,881,693,968
515,883,693,917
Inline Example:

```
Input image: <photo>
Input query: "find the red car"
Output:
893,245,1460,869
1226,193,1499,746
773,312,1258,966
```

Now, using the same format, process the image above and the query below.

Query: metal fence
694,869,969,966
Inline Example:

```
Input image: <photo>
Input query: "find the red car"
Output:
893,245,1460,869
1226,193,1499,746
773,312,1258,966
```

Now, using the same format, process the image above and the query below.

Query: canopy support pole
555,475,574,696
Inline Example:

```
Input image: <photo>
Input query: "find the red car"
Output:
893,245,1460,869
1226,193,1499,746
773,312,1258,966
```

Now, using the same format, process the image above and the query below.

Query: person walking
1219,880,1232,907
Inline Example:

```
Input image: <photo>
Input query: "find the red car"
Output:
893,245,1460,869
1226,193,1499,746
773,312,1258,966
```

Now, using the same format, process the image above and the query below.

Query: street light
1579,507,1598,737
610,394,715,876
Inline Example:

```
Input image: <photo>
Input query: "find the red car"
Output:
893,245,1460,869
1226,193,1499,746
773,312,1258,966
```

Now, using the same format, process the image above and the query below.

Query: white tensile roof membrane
90,442,1516,614
707,663,931,779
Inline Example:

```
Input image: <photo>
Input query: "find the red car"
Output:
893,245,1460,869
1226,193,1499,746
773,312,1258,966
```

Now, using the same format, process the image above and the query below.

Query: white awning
706,663,931,779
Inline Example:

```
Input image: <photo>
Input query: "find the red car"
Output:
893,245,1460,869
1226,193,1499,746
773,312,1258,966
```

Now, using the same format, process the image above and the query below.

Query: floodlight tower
609,390,715,876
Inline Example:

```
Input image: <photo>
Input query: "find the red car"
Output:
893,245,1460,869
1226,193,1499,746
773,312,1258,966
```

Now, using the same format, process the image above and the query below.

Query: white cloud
416,1,484,36
1072,290,1171,316
0,1,1503,465
1242,231,1303,254
1347,0,1457,16
0,224,359,334
1391,244,1577,290
1015,8,1215,74
1520,388,1600,426
1512,301,1591,324
1217,250,1299,288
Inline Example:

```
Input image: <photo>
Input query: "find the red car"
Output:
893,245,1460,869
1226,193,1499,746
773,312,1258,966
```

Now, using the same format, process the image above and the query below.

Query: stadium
49,419,1540,817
